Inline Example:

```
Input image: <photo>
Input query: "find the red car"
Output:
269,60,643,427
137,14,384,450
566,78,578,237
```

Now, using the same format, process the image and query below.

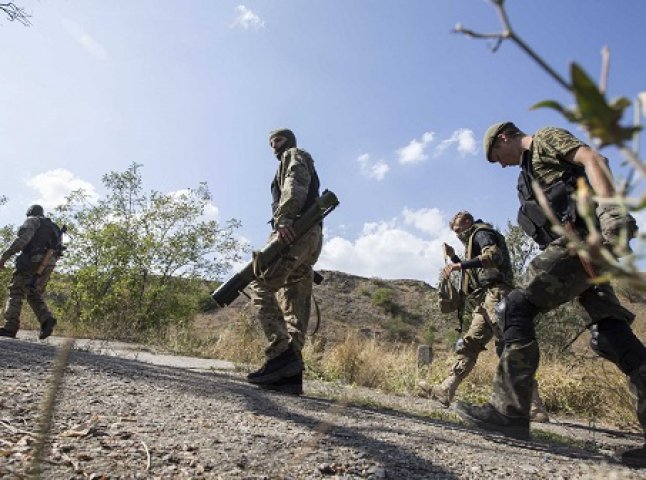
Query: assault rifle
211,190,340,307
35,225,67,275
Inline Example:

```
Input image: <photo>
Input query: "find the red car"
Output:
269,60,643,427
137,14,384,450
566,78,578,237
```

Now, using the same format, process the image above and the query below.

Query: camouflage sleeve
0,217,39,263
535,127,586,163
273,148,312,228
479,244,504,269
473,231,503,269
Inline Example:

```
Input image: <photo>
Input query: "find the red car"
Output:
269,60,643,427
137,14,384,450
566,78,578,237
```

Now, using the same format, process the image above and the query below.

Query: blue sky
1,0,645,285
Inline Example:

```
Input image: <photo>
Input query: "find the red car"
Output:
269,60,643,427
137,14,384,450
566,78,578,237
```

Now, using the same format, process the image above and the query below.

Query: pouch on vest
438,277,461,313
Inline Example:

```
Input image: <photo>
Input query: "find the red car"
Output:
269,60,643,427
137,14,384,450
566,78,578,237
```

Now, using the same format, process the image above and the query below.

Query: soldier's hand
276,225,296,244
442,263,460,279
443,243,455,258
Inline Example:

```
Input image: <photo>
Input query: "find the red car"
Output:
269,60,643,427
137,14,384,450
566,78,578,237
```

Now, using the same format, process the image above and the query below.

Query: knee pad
497,290,539,344
590,319,646,374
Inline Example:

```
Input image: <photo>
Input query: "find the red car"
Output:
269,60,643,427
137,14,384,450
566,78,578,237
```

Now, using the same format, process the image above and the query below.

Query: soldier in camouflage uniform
246,128,323,395
455,122,646,467
419,210,548,422
0,205,60,340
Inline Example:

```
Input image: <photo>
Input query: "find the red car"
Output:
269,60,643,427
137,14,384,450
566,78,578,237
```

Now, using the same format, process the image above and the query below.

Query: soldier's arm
568,146,615,198
0,217,39,263
273,149,312,228
458,231,500,270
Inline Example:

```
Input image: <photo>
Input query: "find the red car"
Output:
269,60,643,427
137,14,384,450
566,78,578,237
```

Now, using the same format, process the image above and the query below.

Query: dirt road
1,334,644,479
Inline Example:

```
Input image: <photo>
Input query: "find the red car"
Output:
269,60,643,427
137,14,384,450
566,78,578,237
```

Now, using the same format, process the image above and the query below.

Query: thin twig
141,440,151,471
454,0,570,91
28,338,75,479
599,45,610,95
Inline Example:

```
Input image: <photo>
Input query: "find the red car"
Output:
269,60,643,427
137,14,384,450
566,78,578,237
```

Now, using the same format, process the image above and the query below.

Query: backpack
438,276,461,313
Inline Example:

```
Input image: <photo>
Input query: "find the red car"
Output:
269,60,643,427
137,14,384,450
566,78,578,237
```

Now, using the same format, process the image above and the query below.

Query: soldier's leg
457,245,591,438
25,265,57,339
423,306,493,406
0,270,30,336
278,263,313,354
247,226,321,387
578,283,646,465
248,280,291,359
483,285,549,422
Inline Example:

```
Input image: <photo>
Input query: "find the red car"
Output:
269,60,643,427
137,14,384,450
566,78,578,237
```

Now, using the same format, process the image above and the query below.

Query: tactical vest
464,223,514,293
516,151,587,249
271,150,320,219
16,217,62,271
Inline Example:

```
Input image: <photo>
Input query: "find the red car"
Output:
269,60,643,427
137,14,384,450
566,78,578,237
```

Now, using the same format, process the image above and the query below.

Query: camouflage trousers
2,264,56,333
249,225,322,360
492,243,646,425
451,284,508,379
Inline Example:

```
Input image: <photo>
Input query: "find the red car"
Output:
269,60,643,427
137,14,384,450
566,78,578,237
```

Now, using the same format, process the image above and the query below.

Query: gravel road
1,334,645,479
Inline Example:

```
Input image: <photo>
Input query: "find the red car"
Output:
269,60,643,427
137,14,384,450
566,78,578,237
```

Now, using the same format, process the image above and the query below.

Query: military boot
418,374,462,407
529,382,549,423
455,401,530,440
0,327,17,338
260,371,303,395
39,317,57,340
622,365,646,467
247,344,303,385
456,340,538,440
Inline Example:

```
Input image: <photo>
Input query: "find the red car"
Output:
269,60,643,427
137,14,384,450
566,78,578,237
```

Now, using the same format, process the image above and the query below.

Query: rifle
211,190,339,307
456,267,466,333
35,225,67,275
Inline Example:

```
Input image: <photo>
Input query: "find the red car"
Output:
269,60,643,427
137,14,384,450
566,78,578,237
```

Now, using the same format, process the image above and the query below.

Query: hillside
197,270,646,354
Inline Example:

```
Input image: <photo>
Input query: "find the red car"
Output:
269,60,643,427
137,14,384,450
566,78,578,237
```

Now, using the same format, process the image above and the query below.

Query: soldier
0,204,61,340
419,210,548,422
455,121,646,467
246,128,323,395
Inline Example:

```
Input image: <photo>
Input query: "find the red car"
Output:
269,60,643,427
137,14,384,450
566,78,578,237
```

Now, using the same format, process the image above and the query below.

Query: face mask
457,230,470,244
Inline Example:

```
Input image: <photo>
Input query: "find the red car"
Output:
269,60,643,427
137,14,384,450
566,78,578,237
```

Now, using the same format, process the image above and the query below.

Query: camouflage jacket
462,222,514,293
1,216,41,263
271,147,320,228
528,127,586,187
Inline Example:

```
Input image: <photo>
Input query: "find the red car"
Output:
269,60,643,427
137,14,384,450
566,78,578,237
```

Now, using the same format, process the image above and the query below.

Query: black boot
247,345,303,385
260,371,304,395
39,317,57,340
455,401,530,440
621,444,646,468
0,327,17,338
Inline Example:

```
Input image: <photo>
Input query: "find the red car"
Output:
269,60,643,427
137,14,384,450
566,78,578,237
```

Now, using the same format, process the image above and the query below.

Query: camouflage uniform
458,127,646,445
249,138,322,361
424,221,548,420
0,212,59,338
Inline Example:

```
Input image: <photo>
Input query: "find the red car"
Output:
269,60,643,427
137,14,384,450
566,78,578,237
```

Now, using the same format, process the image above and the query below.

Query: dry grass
183,315,640,429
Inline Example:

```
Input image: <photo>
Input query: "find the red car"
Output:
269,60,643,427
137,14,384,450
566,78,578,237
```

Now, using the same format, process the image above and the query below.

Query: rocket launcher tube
210,189,339,307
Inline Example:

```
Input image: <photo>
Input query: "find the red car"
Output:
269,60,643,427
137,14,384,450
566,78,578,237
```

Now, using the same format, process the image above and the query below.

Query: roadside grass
175,313,640,430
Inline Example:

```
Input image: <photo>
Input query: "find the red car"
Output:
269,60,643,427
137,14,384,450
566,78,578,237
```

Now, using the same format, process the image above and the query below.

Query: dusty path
1,334,644,479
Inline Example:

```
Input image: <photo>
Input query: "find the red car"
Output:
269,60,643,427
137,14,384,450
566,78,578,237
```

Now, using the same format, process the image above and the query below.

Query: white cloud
434,128,478,157
231,5,265,30
26,169,98,208
61,18,108,61
396,132,435,165
317,208,458,285
402,207,445,235
357,153,390,181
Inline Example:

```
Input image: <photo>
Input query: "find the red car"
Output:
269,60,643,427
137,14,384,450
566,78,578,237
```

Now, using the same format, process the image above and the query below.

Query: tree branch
0,2,30,25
